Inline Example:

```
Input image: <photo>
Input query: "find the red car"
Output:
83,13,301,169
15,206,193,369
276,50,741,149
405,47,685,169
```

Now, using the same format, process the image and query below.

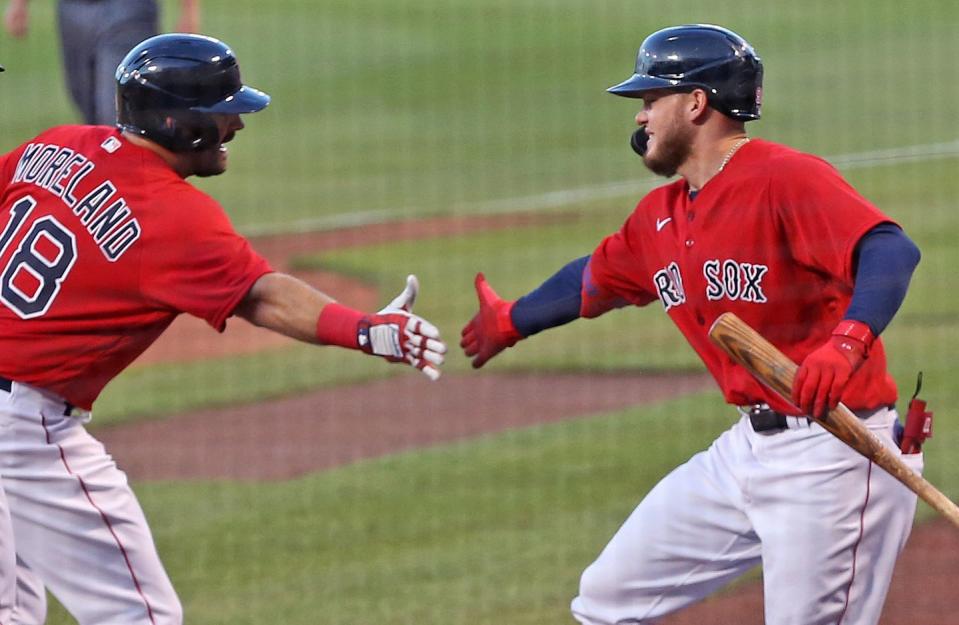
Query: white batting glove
358,275,447,381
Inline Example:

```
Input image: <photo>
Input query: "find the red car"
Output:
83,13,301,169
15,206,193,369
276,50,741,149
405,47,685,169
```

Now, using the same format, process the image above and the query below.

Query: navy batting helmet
608,24,763,121
116,33,270,152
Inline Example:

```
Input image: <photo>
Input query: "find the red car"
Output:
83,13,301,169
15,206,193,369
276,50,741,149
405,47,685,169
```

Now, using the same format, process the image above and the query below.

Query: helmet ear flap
119,107,220,152
165,110,220,151
724,62,763,119
728,63,759,99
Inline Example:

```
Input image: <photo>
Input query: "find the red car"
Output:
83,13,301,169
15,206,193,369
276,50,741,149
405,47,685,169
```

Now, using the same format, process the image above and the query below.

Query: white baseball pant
0,379,181,625
571,406,922,625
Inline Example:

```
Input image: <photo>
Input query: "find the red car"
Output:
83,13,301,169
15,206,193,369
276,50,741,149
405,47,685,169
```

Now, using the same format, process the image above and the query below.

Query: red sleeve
769,154,894,284
139,193,273,331
583,207,658,314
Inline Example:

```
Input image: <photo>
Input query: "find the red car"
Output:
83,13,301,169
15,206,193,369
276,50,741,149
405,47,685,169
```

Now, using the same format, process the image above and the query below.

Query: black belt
745,404,808,432
0,375,82,417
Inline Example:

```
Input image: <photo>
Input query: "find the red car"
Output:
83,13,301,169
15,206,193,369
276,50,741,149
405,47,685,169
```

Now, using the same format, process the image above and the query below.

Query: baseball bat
708,312,959,530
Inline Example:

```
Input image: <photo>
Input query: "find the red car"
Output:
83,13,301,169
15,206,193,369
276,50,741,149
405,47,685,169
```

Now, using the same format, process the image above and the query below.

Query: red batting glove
460,272,523,369
360,275,446,380
356,309,446,380
792,320,874,418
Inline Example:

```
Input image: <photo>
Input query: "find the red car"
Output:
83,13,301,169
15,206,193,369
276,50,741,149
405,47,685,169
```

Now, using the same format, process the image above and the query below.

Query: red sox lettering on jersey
653,259,769,310
652,262,685,310
702,259,768,303
586,138,898,413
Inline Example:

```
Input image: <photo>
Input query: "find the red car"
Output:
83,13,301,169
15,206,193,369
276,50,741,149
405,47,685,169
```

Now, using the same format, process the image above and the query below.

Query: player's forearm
510,255,589,336
235,272,335,343
507,253,629,336
461,256,628,368
845,223,920,335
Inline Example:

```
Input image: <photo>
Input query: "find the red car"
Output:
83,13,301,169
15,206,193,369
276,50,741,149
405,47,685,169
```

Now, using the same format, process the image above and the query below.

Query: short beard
643,123,693,178
191,130,234,178
190,147,227,178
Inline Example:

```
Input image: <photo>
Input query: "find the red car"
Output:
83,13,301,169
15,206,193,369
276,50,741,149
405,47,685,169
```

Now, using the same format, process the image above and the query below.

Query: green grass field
2,0,959,622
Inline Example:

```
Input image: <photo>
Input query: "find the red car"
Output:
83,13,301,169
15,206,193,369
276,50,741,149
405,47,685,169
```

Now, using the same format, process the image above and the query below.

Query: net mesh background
0,0,956,622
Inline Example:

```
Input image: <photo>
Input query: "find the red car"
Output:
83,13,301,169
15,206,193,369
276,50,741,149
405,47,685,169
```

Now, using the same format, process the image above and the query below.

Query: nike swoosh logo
656,217,672,232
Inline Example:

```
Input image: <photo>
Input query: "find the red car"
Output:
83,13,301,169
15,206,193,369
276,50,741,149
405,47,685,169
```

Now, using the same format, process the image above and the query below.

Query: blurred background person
4,0,200,125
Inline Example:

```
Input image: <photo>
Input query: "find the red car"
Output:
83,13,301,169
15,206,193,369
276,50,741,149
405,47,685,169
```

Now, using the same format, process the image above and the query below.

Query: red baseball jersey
0,125,273,409
587,138,898,414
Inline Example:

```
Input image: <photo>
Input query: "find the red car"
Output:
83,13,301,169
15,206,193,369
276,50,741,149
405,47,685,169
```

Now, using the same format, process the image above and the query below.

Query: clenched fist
792,320,873,417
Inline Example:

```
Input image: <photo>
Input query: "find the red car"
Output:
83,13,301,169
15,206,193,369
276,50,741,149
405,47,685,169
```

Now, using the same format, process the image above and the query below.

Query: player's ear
687,88,711,122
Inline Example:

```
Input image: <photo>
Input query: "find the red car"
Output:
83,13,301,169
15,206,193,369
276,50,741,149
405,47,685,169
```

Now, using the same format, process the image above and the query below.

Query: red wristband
832,319,875,351
497,300,523,343
832,319,876,358
316,302,365,349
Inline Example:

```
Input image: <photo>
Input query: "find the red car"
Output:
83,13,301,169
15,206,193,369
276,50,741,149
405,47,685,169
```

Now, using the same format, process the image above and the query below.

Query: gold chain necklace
718,137,750,172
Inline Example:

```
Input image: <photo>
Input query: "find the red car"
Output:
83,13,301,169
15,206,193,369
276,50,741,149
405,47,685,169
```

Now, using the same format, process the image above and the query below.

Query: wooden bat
709,312,959,529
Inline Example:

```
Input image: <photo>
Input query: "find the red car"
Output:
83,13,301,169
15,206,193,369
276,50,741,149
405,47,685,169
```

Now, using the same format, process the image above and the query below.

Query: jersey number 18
0,195,77,319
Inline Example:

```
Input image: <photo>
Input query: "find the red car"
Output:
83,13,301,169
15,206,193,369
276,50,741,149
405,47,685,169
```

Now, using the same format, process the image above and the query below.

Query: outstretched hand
460,272,523,369
360,275,447,381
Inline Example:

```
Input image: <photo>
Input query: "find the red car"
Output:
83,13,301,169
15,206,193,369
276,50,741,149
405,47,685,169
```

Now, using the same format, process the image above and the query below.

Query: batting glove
359,275,447,381
460,272,523,369
792,320,873,418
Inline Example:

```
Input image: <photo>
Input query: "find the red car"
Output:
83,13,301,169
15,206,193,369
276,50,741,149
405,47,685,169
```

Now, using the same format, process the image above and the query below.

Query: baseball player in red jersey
461,24,923,625
0,34,446,624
